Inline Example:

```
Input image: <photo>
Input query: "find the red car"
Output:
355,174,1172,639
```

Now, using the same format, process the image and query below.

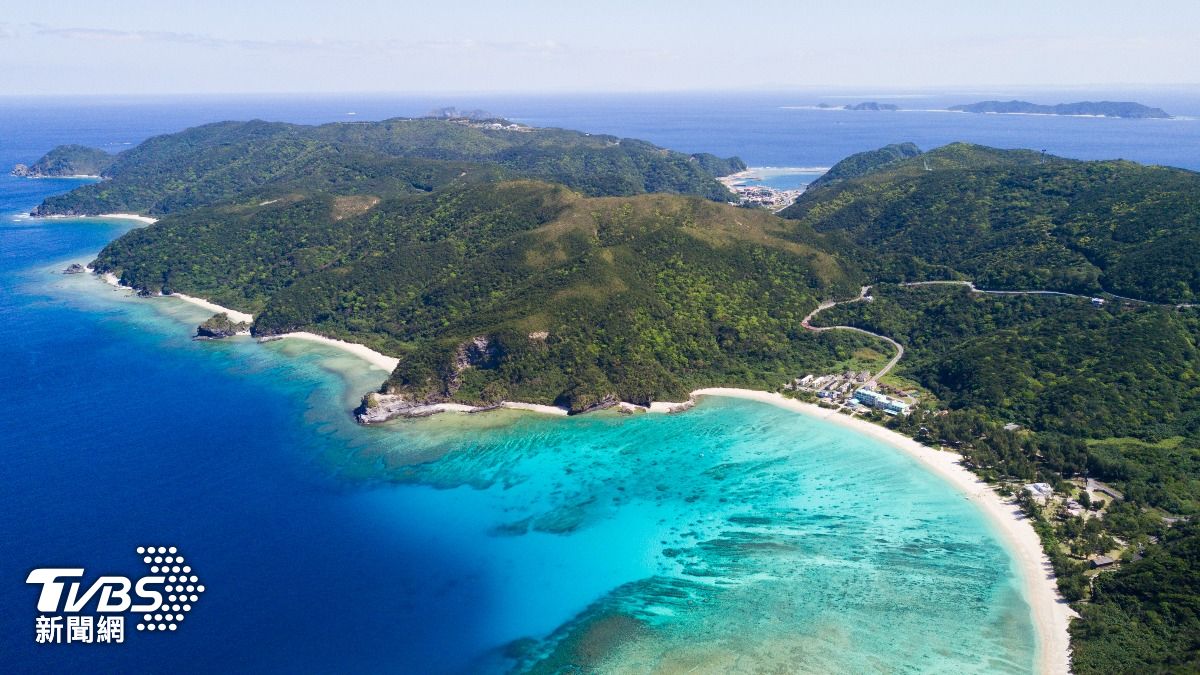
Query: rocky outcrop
571,393,619,415
651,399,697,414
445,335,500,394
455,336,499,370
62,263,86,274
355,392,449,423
29,205,91,218
11,164,31,177
195,312,250,339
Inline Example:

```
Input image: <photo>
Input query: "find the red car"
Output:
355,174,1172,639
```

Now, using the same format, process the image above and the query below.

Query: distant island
948,100,1171,119
843,102,899,111
816,102,899,111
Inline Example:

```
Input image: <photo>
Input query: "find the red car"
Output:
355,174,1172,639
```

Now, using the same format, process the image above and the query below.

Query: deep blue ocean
2,90,1198,673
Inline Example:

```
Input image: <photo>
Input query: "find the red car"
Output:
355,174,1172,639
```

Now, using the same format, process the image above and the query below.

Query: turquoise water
0,98,1061,672
740,169,829,190
5,243,1037,672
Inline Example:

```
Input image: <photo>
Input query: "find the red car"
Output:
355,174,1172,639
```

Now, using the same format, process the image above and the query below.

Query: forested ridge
31,117,743,217
782,143,1200,303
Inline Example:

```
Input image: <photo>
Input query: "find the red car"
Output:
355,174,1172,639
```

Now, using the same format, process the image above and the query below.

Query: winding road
801,286,905,381
801,279,1196,383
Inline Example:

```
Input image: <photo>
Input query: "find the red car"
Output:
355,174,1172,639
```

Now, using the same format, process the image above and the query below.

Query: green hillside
806,141,922,189
783,143,1200,303
11,144,115,177
93,180,864,411
31,117,742,216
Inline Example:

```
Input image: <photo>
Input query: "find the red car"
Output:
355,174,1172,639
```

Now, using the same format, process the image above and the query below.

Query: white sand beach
500,401,569,416
171,294,254,324
91,270,256,324
687,387,1073,675
274,332,400,373
97,213,159,224
43,212,160,224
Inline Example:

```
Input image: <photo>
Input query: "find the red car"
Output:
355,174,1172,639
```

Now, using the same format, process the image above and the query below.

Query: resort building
852,388,910,415
1024,482,1054,505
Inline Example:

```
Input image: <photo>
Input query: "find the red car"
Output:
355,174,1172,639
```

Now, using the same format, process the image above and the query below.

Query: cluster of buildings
850,388,911,416
785,371,872,398
785,373,912,416
449,118,532,133
724,184,803,211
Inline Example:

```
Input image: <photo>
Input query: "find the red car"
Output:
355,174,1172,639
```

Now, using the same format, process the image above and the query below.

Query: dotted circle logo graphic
133,547,203,632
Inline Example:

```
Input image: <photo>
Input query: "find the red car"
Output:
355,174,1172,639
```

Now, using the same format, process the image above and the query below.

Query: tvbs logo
26,546,204,644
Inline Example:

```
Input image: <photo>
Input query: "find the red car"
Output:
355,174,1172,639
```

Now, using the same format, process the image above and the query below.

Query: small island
948,100,1171,119
843,102,899,111
815,102,899,111
11,144,115,178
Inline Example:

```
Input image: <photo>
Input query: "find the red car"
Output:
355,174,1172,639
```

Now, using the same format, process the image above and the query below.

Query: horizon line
3,83,1200,100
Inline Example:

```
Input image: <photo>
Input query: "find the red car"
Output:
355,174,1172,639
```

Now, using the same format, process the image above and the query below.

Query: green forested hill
783,143,1200,303
815,284,1200,441
806,141,922,189
10,144,115,177
94,181,864,410
31,117,742,216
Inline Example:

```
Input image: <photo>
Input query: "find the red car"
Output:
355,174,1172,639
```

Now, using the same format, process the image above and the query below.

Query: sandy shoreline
97,212,158,224
41,212,159,224
295,329,1072,671
171,293,254,324
273,332,400,372
688,387,1073,674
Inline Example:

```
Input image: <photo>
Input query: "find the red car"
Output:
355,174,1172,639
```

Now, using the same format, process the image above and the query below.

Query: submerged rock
195,312,250,339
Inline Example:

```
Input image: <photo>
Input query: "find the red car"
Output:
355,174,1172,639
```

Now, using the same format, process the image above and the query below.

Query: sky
1,0,1197,95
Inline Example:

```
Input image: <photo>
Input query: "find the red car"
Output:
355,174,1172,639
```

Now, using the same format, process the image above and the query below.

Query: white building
852,388,910,415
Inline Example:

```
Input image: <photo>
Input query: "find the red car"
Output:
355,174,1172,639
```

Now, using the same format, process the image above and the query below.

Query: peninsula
11,144,115,178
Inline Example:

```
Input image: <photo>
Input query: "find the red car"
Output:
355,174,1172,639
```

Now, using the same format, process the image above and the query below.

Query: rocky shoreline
354,390,696,424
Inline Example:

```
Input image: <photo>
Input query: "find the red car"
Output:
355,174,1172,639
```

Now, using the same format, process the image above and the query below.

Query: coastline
40,212,160,224
171,293,254,324
97,212,158,224
81,246,1072,670
272,332,399,373
687,387,1073,675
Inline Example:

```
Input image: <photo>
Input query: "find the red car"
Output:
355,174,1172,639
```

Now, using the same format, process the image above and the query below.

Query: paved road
802,279,1196,383
902,279,1197,309
802,286,905,381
